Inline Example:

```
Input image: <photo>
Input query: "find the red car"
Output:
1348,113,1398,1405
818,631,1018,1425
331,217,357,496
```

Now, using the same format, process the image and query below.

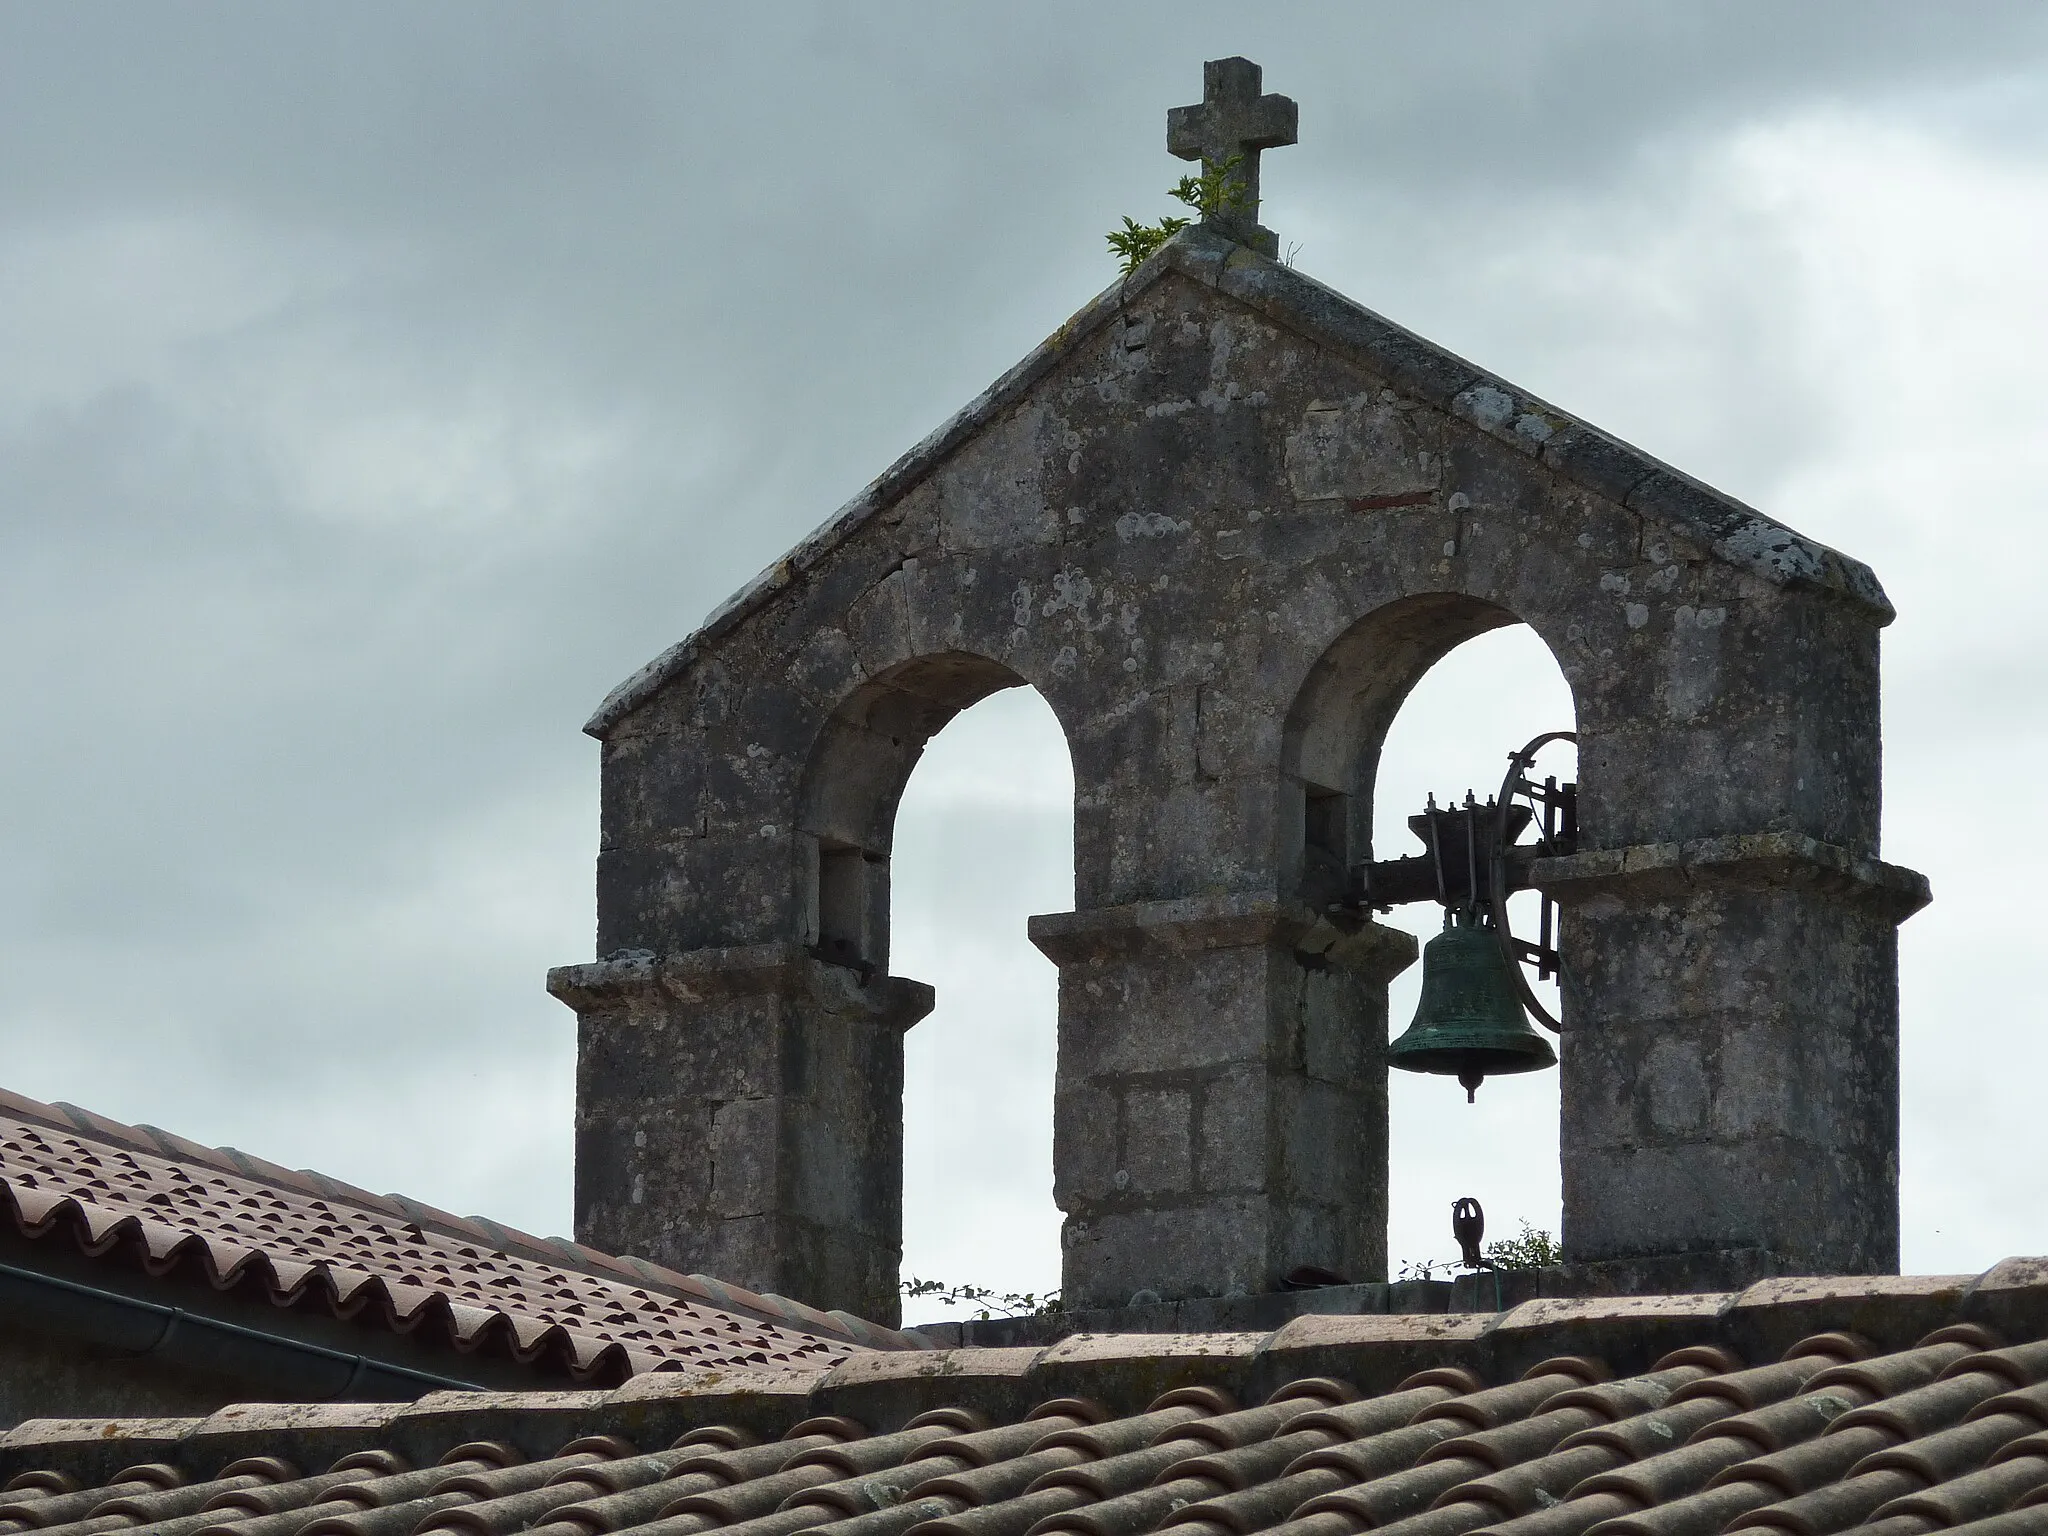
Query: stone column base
547,943,932,1324
1030,892,1414,1312
1535,833,1928,1277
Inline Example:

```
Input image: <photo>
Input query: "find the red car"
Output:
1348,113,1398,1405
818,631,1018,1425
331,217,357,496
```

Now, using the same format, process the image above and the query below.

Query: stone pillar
546,944,933,1325
1539,834,1930,1279
1029,893,1415,1311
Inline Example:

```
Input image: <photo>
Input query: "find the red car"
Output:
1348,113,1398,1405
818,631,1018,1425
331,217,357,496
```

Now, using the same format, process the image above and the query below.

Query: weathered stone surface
1167,58,1297,258
548,949,931,1323
1034,896,1402,1309
1540,839,1919,1274
1721,1273,1976,1362
555,220,1920,1317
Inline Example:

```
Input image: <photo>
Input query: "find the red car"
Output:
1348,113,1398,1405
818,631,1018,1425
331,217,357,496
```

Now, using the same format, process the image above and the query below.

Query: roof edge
0,1084,925,1357
7,1261,2043,1483
584,226,1893,740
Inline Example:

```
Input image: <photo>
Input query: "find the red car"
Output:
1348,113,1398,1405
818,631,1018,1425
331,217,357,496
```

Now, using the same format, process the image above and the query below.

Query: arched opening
1374,627,1574,1274
893,687,1071,1308
1281,594,1576,1278
795,652,1072,1315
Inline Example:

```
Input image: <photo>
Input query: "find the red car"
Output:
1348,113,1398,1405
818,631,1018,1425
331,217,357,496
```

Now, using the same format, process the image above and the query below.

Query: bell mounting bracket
1342,730,1579,1033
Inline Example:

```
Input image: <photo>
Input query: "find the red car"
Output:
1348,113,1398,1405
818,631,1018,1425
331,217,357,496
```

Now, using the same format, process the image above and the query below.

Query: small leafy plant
1483,1221,1562,1271
1107,154,1252,274
1105,214,1189,277
902,1276,1065,1321
1394,1223,1559,1280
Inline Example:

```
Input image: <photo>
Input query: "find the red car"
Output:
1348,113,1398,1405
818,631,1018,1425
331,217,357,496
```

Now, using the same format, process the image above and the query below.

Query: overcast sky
3,3,2044,1316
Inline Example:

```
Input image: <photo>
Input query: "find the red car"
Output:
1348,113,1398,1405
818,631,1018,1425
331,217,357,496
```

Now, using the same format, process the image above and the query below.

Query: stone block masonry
551,208,1925,1319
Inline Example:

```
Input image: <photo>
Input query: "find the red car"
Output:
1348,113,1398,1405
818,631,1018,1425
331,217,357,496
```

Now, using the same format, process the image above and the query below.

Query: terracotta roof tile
0,1091,924,1383
12,1248,2048,1534
24,1303,2048,1536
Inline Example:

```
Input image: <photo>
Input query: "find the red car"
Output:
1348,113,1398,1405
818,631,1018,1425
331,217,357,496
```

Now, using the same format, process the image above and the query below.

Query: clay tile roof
7,1270,2048,1536
0,1087,926,1383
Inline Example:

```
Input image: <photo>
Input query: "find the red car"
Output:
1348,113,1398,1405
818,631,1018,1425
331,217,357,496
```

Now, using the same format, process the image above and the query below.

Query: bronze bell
1390,912,1557,1101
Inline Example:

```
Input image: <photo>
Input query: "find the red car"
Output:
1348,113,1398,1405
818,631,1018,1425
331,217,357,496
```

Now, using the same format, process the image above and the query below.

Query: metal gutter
0,1258,481,1399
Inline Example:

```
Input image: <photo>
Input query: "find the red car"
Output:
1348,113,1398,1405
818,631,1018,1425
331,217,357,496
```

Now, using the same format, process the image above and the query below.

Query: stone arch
1281,592,1541,905
1285,598,1580,1266
1280,588,1587,952
795,650,1053,975
889,684,1074,1303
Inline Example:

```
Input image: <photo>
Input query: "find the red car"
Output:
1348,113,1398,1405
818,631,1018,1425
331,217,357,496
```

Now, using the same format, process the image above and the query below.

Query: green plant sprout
1107,154,1252,274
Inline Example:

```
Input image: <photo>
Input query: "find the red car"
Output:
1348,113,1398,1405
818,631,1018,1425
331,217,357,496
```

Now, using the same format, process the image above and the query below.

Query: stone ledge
1721,1273,1977,1365
1028,893,1307,964
1965,1256,2048,1342
547,945,934,1028
1255,1313,1495,1397
1447,1248,1796,1312
912,1278,1456,1349
913,1251,1793,1349
547,944,799,1006
172,1402,405,1484
1029,894,1413,979
0,1416,200,1493
1484,1293,1736,1382
13,1261,2044,1482
1533,832,1931,918
380,1387,612,1469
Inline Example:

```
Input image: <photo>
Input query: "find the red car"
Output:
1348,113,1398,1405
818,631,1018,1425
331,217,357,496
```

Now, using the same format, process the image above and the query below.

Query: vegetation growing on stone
1484,1220,1563,1270
1107,154,1250,273
1397,1222,1560,1280
902,1275,1064,1320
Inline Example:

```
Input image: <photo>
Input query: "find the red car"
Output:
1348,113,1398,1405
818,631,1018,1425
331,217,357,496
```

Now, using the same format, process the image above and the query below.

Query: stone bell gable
550,219,1927,1325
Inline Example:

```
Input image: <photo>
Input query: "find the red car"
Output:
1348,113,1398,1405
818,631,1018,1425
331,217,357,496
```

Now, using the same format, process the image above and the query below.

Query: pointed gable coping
586,224,1894,740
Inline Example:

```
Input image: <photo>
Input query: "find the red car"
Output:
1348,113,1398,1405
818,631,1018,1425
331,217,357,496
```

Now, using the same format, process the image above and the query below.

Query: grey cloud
0,2,2041,1276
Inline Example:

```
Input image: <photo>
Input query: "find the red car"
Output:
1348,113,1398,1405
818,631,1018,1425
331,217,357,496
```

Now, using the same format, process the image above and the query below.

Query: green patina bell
1390,914,1557,1102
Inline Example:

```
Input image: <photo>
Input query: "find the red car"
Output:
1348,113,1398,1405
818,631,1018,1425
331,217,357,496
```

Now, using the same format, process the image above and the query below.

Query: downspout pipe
0,1258,482,1400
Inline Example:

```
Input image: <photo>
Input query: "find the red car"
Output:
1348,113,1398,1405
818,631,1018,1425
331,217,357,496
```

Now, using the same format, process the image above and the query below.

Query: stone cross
1167,57,1298,257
